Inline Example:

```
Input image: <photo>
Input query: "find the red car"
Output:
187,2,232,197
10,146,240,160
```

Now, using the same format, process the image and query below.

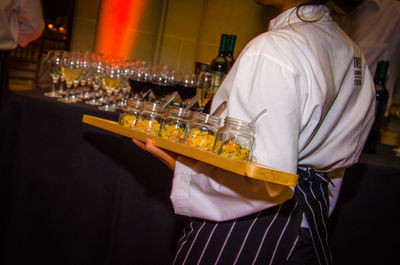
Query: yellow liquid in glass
196,88,212,110
102,77,121,95
61,67,82,85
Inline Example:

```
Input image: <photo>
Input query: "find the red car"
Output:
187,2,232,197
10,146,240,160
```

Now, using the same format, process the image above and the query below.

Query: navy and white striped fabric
172,167,332,265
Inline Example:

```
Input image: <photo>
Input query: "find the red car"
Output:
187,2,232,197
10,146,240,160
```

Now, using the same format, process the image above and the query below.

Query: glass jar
159,106,192,143
134,101,165,135
118,98,142,128
213,117,255,162
184,112,222,152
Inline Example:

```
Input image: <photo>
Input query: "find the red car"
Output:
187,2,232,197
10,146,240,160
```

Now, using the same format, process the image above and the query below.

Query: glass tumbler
134,101,165,135
184,112,222,152
213,117,255,162
118,98,142,129
159,106,192,143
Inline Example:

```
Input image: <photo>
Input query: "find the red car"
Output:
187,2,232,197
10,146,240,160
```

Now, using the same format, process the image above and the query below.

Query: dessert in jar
134,101,165,135
213,117,255,161
159,106,192,143
184,112,222,152
118,98,142,128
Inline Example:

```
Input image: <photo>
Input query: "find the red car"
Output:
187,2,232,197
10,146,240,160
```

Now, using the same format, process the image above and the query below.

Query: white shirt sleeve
170,48,302,221
17,0,45,47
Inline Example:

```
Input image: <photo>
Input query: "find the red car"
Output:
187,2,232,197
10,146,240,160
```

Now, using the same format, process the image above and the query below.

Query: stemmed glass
57,52,83,103
99,59,121,111
196,71,214,112
77,51,92,100
44,50,62,98
139,61,153,95
116,59,132,108
85,53,104,106
174,72,196,106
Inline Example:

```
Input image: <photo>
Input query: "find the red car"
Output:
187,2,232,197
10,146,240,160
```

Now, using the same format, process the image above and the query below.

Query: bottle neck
374,60,389,87
226,35,236,58
218,34,228,58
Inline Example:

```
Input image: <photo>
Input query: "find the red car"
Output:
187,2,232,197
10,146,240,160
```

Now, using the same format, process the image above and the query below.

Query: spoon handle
211,101,227,117
184,95,199,111
140,89,152,101
162,91,179,110
249,108,267,127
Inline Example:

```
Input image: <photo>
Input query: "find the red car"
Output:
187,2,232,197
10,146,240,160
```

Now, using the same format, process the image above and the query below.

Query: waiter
0,0,44,106
133,0,375,264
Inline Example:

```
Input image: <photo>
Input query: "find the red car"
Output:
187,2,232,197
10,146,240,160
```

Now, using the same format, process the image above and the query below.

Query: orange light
95,0,147,58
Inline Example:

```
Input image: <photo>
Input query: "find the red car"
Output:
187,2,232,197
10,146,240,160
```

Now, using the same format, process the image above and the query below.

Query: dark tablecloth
0,89,188,265
1,89,399,265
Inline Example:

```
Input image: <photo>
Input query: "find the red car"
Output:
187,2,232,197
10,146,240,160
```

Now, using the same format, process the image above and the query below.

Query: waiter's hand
132,138,178,171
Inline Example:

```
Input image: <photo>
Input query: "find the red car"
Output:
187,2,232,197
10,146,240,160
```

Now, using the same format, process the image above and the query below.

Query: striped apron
172,167,332,265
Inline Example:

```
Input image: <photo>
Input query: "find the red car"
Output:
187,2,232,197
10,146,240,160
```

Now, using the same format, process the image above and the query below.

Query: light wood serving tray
82,114,298,187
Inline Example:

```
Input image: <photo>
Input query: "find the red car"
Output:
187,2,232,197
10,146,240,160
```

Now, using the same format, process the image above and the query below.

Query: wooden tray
82,114,298,187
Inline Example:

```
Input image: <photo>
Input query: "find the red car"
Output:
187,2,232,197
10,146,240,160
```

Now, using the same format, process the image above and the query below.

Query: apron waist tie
172,166,333,265
292,166,332,265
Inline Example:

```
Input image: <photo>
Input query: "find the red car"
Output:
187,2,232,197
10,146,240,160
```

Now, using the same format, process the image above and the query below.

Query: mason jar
213,117,255,162
183,112,222,152
159,106,192,143
134,101,165,135
118,98,142,129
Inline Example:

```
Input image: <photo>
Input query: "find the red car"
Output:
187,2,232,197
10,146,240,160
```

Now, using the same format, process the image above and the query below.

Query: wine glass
175,72,196,104
99,59,121,111
196,71,214,112
44,50,62,98
136,61,154,100
77,51,92,100
85,53,104,106
116,59,132,108
57,52,83,103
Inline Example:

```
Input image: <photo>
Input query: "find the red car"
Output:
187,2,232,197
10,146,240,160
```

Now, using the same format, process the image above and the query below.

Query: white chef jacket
338,0,400,109
171,5,375,222
0,0,44,50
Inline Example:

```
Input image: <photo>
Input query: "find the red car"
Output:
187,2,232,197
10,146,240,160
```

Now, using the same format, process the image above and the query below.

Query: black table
1,89,399,265
0,89,188,265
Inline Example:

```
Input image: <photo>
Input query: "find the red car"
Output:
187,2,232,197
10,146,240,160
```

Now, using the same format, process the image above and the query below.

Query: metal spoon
211,101,227,117
162,91,179,110
140,89,152,101
184,95,199,111
249,108,267,127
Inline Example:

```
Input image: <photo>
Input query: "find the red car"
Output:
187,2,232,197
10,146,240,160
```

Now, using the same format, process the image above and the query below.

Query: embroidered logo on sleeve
353,57,362,87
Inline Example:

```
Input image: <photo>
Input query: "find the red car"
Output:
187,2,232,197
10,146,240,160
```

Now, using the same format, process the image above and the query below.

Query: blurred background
7,0,277,90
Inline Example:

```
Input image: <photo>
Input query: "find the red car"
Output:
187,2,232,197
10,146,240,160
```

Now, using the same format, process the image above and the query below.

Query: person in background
334,0,400,112
0,0,45,106
134,0,375,264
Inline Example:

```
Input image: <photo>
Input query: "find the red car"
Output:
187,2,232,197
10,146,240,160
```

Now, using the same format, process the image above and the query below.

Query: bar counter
1,89,399,265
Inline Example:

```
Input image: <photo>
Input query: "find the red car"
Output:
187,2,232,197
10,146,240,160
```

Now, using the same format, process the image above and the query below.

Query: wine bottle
363,60,389,153
225,35,237,70
210,34,228,91
204,34,228,113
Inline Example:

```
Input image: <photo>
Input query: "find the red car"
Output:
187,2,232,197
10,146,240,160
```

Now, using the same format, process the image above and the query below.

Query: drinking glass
85,53,104,105
58,52,83,103
129,61,154,100
44,50,62,98
116,59,132,108
99,60,121,111
196,72,214,112
174,72,196,106
77,51,92,100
